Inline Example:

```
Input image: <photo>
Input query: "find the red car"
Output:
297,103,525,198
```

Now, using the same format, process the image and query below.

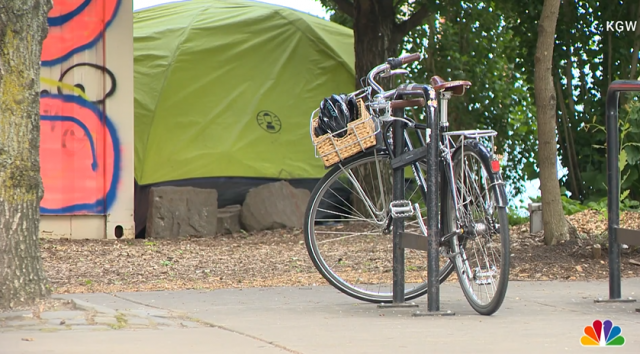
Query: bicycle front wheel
304,151,454,303
445,139,510,315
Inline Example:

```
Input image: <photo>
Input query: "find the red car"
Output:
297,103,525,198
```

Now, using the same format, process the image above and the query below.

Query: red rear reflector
491,160,500,172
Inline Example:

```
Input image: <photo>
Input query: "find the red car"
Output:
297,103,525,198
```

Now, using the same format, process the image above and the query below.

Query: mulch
39,210,640,294
510,209,640,281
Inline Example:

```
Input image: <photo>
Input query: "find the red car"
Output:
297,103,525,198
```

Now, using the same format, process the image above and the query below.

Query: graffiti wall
39,0,134,239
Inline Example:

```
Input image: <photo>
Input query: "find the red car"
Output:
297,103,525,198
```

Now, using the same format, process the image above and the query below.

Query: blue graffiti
41,115,99,172
39,94,121,214
47,0,93,27
42,0,122,67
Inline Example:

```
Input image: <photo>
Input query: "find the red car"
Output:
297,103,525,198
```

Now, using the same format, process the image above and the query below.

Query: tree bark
554,74,580,199
0,0,52,310
347,0,430,216
559,2,583,199
353,0,399,88
333,0,431,89
534,0,568,246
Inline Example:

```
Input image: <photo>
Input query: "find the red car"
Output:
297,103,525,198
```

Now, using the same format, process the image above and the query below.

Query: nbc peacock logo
580,319,625,347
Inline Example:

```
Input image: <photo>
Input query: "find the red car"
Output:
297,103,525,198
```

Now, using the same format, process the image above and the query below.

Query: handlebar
387,53,421,70
366,53,422,94
389,98,425,109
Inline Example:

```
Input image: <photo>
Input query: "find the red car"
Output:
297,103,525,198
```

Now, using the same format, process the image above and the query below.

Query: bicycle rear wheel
445,139,510,315
304,151,454,303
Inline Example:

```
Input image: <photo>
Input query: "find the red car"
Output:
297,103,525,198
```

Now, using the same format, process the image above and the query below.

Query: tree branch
395,5,431,38
330,0,354,19
554,72,580,199
629,2,640,80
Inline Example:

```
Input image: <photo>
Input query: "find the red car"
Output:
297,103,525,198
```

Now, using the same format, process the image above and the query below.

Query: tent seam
140,5,210,184
271,8,354,77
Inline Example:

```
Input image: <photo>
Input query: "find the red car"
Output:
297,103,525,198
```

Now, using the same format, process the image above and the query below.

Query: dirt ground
40,210,640,294
510,209,640,281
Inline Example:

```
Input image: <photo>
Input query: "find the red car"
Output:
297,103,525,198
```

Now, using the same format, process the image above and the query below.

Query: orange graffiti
40,94,120,214
43,0,121,66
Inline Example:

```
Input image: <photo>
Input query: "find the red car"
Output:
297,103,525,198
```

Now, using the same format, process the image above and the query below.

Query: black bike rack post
378,103,419,309
413,86,453,317
593,80,639,306
426,90,442,313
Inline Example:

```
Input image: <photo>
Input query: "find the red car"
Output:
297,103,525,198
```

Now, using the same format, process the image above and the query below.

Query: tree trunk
534,0,568,246
332,0,431,217
351,1,398,216
0,0,52,310
353,0,400,88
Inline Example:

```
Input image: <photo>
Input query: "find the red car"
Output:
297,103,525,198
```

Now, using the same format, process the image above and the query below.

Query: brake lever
380,69,410,78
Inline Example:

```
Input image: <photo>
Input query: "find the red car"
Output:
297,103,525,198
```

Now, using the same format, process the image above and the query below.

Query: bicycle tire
444,139,510,315
304,151,454,303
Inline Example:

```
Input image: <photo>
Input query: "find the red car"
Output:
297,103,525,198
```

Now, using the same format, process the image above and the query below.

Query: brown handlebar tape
400,53,421,64
389,98,425,109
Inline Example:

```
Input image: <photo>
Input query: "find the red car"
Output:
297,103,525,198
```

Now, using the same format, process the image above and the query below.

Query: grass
108,313,128,330
508,211,529,226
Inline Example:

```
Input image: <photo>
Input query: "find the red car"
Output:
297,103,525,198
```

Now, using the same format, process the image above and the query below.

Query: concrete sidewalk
1,279,639,354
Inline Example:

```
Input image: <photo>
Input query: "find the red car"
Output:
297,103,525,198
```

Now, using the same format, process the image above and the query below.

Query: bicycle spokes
449,144,508,313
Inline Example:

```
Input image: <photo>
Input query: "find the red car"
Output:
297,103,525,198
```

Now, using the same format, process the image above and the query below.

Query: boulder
146,187,218,238
240,181,310,231
217,205,242,235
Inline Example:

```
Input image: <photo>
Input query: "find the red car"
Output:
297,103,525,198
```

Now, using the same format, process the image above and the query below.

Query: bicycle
304,53,510,315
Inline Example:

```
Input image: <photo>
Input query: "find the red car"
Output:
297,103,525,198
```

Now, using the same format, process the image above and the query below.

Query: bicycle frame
304,53,510,312
373,84,506,240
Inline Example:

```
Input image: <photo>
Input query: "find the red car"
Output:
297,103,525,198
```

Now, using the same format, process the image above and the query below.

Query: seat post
440,91,452,128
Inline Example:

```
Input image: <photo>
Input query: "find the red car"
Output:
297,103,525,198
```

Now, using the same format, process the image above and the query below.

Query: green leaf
621,168,638,190
619,149,628,173
622,143,640,166
621,189,630,202
621,169,631,185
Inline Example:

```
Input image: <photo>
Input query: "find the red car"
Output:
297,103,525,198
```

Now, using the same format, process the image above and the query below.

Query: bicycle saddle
430,75,472,96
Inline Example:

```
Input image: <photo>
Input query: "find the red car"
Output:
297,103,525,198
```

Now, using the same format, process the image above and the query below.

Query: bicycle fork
387,151,463,248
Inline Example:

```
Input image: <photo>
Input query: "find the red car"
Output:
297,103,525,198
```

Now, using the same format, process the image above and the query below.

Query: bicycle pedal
390,200,414,218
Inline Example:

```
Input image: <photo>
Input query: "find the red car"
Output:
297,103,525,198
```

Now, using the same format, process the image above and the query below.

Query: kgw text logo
606,21,638,31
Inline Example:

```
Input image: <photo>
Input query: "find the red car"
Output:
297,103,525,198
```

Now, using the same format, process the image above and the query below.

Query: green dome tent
133,0,355,236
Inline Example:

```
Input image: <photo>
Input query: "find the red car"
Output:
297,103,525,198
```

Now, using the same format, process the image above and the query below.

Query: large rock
217,205,242,235
146,187,218,238
241,181,310,231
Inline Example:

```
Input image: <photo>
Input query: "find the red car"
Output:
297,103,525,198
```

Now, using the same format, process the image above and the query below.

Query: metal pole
391,107,406,304
593,80,640,304
426,88,440,312
595,80,640,303
605,87,621,300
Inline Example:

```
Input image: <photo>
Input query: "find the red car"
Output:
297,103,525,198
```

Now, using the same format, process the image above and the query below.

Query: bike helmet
345,94,358,121
314,94,358,138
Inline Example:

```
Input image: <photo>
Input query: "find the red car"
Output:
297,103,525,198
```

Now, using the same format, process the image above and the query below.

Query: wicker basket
310,98,378,168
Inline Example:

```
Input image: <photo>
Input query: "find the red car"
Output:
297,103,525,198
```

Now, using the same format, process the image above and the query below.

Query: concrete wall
38,0,134,239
